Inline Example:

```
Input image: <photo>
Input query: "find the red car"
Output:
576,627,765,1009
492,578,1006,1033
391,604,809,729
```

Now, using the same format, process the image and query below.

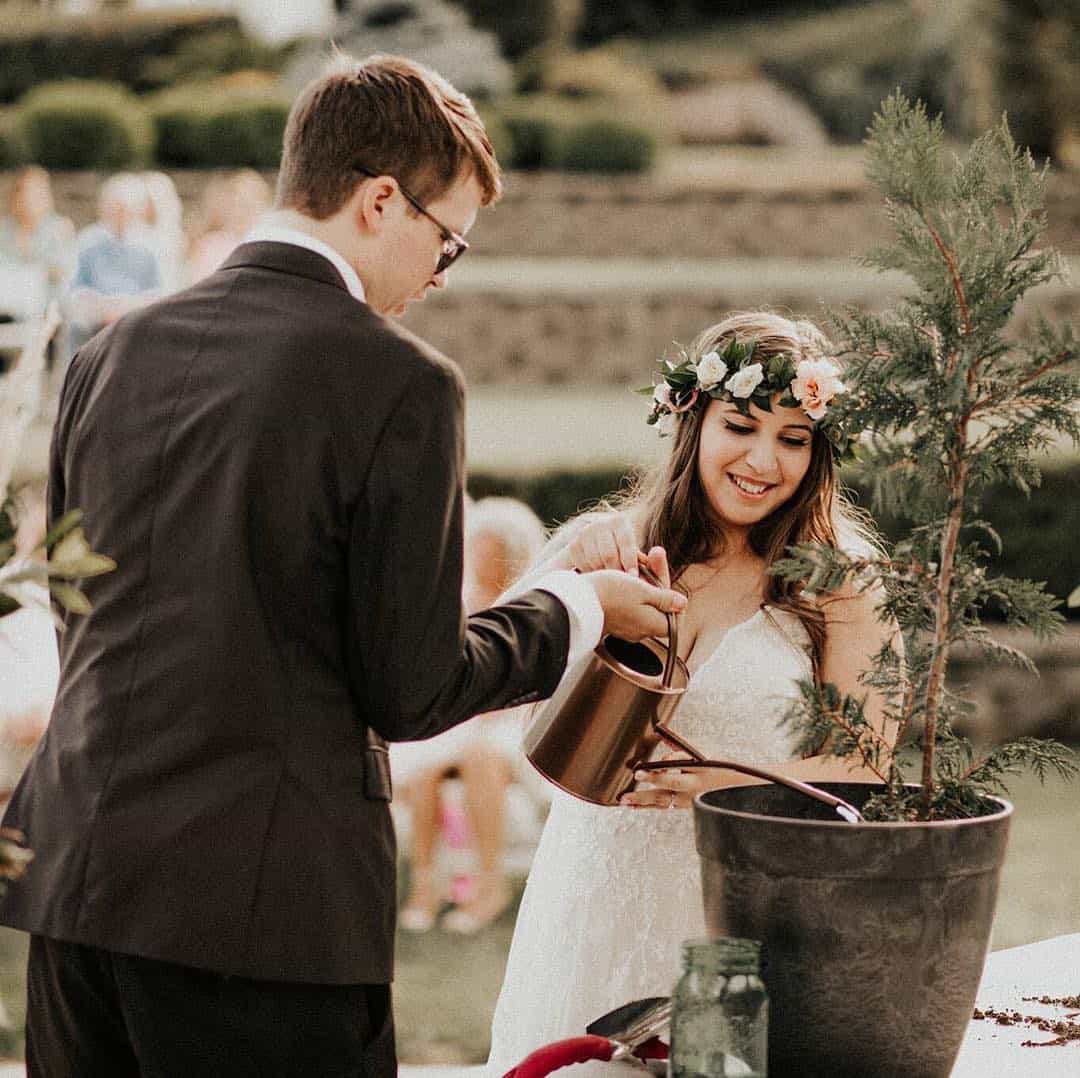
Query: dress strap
760,604,813,668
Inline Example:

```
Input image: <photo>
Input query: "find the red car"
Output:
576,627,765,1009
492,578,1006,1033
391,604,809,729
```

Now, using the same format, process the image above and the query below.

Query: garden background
1,0,1079,1064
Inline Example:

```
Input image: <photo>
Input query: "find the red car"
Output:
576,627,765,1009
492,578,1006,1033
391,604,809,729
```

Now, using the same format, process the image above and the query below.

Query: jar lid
681,937,761,974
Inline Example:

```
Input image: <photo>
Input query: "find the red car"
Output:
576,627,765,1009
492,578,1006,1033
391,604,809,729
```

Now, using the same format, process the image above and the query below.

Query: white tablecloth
953,933,1080,1076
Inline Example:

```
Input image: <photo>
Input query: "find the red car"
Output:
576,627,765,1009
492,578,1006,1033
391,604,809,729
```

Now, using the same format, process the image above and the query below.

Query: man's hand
586,546,685,642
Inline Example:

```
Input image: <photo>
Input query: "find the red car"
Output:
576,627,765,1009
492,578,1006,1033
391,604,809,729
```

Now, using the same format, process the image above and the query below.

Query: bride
486,311,896,1074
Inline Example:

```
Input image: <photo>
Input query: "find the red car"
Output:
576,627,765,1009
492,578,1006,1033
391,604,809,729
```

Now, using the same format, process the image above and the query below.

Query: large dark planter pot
694,783,1012,1078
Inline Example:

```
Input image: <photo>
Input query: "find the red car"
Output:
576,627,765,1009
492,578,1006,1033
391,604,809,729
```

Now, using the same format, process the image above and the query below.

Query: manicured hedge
16,81,153,169
493,96,658,173
560,119,657,173
499,106,567,170
468,459,1080,616
149,87,290,168
0,107,24,167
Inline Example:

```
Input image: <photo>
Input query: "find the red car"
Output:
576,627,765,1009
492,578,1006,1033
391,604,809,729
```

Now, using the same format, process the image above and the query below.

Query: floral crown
640,336,847,438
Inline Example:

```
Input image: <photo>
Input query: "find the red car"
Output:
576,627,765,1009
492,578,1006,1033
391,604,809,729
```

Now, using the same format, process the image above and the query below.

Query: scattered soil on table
1023,994,1080,1009
973,1004,1080,1048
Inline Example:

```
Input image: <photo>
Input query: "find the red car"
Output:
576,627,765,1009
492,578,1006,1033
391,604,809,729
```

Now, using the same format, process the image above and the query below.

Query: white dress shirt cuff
532,569,604,670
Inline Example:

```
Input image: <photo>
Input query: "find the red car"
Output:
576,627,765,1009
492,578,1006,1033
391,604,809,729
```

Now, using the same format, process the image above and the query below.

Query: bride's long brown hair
622,311,876,681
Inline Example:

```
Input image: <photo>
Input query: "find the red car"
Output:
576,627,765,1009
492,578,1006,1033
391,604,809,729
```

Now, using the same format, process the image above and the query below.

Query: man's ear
352,176,397,236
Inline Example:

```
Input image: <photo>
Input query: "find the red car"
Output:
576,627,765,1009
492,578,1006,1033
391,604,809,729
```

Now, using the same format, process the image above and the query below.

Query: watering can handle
635,557,679,690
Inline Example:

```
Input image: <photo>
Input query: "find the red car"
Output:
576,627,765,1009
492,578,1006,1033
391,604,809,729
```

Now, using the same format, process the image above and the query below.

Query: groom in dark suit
0,53,684,1076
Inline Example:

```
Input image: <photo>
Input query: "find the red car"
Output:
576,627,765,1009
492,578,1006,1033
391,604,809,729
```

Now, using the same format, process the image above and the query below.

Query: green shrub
468,458,1080,616
559,119,657,173
150,87,288,168
0,107,26,167
503,113,565,169
492,96,576,170
492,95,657,172
16,81,153,169
476,108,513,168
201,103,288,168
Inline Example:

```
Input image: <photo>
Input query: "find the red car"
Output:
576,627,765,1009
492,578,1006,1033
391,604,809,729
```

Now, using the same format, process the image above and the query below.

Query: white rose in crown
725,362,765,398
653,382,673,408
791,358,846,421
694,350,728,392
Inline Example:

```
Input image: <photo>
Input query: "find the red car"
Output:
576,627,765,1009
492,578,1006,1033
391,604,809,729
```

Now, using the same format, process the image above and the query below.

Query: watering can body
523,634,690,806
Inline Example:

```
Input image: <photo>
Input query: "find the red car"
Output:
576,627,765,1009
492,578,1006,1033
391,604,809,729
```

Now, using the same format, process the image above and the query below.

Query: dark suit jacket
0,242,570,984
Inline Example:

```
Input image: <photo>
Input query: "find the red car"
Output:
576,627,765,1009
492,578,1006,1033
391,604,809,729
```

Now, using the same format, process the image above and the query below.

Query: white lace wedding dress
485,604,811,1076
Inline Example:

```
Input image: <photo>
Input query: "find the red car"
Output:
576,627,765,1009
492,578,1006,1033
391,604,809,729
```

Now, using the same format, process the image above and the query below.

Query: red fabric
501,1034,669,1078
501,1035,616,1078
634,1036,669,1060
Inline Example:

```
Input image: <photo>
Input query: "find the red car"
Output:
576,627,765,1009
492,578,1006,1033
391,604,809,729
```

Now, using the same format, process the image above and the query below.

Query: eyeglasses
354,165,469,275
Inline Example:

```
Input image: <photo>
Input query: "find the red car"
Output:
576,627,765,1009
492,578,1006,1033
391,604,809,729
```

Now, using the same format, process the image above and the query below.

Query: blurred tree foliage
576,0,870,44
450,0,556,59
977,0,1080,161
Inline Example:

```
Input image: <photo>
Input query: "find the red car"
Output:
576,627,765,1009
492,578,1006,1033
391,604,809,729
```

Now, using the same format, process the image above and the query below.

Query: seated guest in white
140,171,186,294
0,166,76,321
69,173,162,352
395,497,548,934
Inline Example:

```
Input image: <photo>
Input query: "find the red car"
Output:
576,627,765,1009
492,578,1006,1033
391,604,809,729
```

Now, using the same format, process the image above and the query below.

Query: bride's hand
569,517,641,576
619,762,750,810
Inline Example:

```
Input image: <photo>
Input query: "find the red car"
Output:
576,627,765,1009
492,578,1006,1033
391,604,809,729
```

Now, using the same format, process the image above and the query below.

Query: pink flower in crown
669,387,699,413
791,358,846,421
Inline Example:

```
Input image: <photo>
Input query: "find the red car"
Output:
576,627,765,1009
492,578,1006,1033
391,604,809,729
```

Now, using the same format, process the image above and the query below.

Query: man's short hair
276,52,502,219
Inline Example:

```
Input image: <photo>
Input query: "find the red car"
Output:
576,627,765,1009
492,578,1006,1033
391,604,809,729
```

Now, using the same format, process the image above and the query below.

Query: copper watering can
524,564,862,822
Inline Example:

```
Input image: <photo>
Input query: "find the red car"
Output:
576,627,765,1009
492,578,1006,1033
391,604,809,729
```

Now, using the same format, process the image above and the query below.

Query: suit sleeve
346,361,571,742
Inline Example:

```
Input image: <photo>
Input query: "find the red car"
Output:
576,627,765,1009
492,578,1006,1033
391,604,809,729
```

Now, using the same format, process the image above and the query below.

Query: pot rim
694,786,1013,830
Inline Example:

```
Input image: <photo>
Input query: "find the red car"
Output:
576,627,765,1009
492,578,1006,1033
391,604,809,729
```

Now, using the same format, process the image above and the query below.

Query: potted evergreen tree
694,93,1078,1078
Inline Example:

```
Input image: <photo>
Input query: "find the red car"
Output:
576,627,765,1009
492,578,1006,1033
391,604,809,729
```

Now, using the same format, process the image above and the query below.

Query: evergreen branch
925,223,972,338
969,350,1075,417
958,739,1079,790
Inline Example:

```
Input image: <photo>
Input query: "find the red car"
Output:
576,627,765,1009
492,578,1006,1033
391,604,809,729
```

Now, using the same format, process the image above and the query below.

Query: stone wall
30,168,1080,258
393,278,1080,387
23,167,1077,387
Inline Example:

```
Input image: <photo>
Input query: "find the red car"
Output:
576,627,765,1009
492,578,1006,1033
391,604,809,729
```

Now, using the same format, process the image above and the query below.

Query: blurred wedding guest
186,169,272,283
0,491,58,812
140,171,186,293
396,497,547,934
0,167,76,323
69,173,162,352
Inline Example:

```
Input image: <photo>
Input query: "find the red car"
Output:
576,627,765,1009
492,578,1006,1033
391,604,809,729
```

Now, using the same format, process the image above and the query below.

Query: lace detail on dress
486,606,812,1075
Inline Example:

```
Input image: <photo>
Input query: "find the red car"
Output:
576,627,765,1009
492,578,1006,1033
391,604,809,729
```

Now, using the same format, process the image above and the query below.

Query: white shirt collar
241,223,366,304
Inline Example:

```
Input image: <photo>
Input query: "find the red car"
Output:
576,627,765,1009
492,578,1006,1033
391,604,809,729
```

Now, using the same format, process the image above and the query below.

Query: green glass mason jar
669,937,768,1078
